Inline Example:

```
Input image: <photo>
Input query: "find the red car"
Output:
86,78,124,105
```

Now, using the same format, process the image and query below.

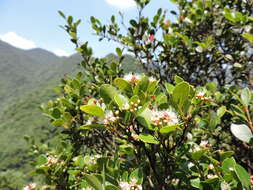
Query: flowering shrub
25,72,252,190
22,0,253,189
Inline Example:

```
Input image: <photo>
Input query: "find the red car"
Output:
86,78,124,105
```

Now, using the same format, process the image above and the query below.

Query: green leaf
217,106,226,118
52,119,65,126
139,133,159,144
222,157,236,173
83,174,103,190
136,108,153,129
100,84,118,103
73,156,85,168
190,178,200,188
241,88,251,107
223,8,237,23
209,112,220,130
114,94,128,110
114,78,131,92
205,82,217,92
165,83,175,94
174,75,184,84
130,19,138,27
67,16,73,25
36,155,47,165
192,149,206,160
220,151,234,161
155,93,167,106
230,104,248,121
105,185,120,190
58,10,66,19
116,48,122,57
234,164,251,189
80,124,105,130
80,105,104,117
135,76,149,94
129,168,143,184
202,177,219,184
242,33,253,44
147,80,158,94
230,123,253,143
172,82,190,108
52,108,61,119
160,125,178,134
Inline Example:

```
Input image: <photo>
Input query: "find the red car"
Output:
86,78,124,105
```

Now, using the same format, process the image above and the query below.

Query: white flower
193,145,201,152
23,183,36,190
184,17,193,24
149,76,156,82
104,111,118,125
207,174,218,179
188,162,194,168
245,25,252,33
119,178,142,190
123,73,142,84
119,181,130,190
196,91,205,97
122,103,130,110
220,182,231,190
151,109,179,126
196,90,210,101
208,164,214,170
187,133,193,140
200,140,209,147
90,99,106,110
86,118,94,125
47,156,58,165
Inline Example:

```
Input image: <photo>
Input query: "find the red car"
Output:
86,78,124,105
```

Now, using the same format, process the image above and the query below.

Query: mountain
0,40,145,189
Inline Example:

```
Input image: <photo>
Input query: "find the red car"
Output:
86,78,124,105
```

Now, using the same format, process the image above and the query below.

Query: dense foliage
0,43,144,189
3,0,253,190
90,0,253,86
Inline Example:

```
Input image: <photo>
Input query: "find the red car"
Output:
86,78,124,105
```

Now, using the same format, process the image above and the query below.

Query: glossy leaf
139,133,159,144
230,123,253,143
160,125,178,134
240,88,251,107
83,174,103,190
80,105,104,117
100,84,118,103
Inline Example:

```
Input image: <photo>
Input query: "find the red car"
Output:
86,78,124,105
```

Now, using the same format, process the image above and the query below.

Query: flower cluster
103,110,119,125
23,183,36,190
122,99,142,113
92,98,106,110
46,156,59,166
199,140,209,148
195,91,210,101
119,178,142,190
151,109,179,126
143,33,155,44
207,174,218,179
123,73,142,84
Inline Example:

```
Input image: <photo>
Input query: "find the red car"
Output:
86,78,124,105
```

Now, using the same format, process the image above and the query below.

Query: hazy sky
0,0,177,57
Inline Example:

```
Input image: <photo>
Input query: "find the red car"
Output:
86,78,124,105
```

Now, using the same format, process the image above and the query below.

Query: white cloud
0,32,36,49
105,0,136,9
0,32,71,56
52,49,71,57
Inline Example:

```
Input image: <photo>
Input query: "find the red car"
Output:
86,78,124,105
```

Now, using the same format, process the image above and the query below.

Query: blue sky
0,0,177,57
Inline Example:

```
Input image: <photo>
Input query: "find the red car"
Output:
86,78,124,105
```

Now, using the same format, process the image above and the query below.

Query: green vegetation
1,0,253,189
0,40,144,189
